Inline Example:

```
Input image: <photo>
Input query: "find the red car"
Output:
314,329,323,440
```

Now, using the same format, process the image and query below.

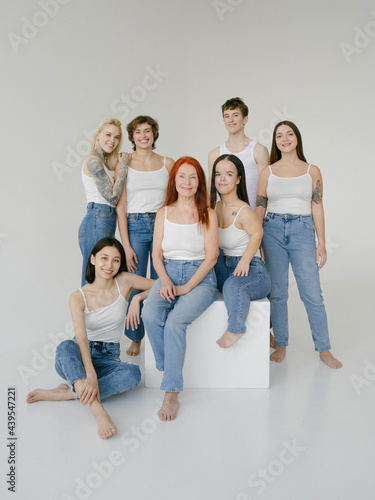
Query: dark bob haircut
210,154,250,208
84,237,127,284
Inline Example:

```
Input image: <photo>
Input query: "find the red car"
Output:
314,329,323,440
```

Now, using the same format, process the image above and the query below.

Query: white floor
2,282,375,500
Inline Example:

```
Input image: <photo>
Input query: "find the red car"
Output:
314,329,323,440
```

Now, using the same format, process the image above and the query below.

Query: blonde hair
90,118,122,170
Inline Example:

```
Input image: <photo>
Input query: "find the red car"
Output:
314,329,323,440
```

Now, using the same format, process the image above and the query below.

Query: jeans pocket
263,216,270,227
104,346,121,360
302,219,315,231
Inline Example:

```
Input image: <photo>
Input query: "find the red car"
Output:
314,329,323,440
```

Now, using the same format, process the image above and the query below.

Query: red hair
164,156,209,227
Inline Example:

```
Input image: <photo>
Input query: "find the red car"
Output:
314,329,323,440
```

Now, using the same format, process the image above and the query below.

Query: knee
55,339,77,358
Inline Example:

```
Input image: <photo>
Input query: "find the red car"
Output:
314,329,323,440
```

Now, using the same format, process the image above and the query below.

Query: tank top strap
268,165,273,174
114,277,121,293
165,206,168,219
78,288,88,310
307,164,311,173
163,156,166,168
233,205,250,224
248,140,257,152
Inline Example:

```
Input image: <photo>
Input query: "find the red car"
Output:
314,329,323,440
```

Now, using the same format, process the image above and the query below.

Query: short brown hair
221,97,248,118
126,115,159,151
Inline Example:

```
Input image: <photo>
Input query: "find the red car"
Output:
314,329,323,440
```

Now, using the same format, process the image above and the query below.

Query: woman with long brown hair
256,121,341,369
142,157,218,421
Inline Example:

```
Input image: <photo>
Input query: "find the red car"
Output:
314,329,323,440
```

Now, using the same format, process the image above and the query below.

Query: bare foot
126,341,141,356
270,331,276,349
158,392,179,421
26,384,75,403
320,351,342,369
94,407,117,439
270,346,286,363
217,331,244,348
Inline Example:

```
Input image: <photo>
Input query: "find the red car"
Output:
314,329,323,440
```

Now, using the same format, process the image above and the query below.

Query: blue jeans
142,259,217,392
262,213,331,352
215,252,271,334
125,213,158,342
78,202,117,286
55,339,141,399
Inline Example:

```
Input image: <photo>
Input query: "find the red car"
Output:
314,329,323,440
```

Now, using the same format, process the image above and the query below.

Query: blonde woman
79,118,131,285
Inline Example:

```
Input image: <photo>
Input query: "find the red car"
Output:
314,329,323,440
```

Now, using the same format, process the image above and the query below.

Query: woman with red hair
142,157,218,421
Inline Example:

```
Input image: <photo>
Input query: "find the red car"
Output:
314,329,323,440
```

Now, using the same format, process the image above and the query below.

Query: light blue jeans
125,213,158,342
78,202,117,286
142,259,217,392
262,213,331,352
215,252,271,334
55,339,141,399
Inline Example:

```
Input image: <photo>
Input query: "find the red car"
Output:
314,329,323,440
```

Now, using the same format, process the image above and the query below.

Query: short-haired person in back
117,115,174,357
256,122,342,369
208,97,269,210
27,238,155,439
142,157,218,421
211,154,271,348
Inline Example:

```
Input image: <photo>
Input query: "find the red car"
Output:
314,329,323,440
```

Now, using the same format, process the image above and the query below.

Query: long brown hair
210,154,250,208
270,121,307,164
164,156,209,227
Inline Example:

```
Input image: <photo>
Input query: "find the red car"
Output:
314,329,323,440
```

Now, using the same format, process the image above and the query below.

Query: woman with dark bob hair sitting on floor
27,237,154,439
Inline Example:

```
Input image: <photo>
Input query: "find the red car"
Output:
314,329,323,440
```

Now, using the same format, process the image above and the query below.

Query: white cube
144,293,270,389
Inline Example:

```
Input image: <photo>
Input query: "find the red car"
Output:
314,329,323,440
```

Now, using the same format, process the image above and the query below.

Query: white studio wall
1,0,374,360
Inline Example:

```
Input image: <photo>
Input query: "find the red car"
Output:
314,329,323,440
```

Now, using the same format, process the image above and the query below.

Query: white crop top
126,157,169,213
161,207,206,260
219,206,261,258
266,165,313,215
81,156,115,208
220,141,259,210
78,279,127,343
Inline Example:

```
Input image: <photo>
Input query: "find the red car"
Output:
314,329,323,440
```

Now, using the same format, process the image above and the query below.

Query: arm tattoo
87,157,128,205
312,180,322,204
256,195,268,208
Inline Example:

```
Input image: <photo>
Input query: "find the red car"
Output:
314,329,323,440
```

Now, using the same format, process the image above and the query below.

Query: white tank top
161,207,206,260
126,157,169,213
78,279,127,343
81,156,115,208
267,165,312,215
219,206,261,258
220,141,258,210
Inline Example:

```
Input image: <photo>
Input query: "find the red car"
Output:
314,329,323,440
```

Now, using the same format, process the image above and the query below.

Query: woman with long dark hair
142,157,218,421
210,154,271,347
256,121,342,368
27,237,154,439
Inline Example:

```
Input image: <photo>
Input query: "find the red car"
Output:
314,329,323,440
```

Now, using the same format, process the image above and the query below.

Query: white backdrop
1,0,374,356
